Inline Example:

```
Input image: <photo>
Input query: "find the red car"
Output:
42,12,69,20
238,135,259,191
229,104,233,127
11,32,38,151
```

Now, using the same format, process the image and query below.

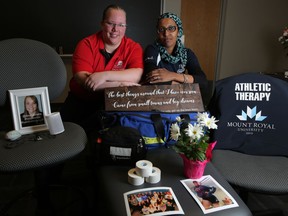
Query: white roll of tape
128,168,145,186
145,167,161,184
135,160,153,177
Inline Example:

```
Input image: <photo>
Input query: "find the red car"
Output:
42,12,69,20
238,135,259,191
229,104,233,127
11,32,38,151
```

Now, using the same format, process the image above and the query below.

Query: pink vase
180,154,208,179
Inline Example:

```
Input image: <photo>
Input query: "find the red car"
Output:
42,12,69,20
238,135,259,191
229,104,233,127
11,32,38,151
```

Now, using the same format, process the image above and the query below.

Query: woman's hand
146,68,175,84
146,68,193,84
118,81,141,87
84,72,107,91
75,68,143,91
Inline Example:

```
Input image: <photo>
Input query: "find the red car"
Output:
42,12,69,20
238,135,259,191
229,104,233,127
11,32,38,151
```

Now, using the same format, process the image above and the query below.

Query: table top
0,122,87,172
96,147,252,216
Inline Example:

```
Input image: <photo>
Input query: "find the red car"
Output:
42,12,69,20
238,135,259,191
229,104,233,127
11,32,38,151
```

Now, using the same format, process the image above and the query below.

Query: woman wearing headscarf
142,12,208,91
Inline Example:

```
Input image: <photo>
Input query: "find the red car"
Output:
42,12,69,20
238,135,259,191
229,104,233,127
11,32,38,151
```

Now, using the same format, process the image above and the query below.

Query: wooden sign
104,83,204,112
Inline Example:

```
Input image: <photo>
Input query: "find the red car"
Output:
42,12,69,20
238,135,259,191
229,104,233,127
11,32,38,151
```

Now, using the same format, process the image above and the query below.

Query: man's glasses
157,25,177,33
105,22,127,28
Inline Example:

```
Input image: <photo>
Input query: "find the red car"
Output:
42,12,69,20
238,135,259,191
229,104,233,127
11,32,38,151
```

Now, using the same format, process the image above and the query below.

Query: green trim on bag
143,136,165,145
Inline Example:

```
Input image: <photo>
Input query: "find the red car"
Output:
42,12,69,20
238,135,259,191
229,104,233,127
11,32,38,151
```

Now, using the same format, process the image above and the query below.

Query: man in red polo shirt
60,4,143,131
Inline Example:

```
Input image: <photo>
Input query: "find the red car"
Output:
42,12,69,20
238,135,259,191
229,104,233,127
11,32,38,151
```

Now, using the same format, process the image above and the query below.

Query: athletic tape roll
145,167,161,184
135,160,153,177
128,168,145,186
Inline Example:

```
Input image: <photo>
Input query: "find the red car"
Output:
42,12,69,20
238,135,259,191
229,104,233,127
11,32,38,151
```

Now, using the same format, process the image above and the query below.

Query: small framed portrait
9,87,51,134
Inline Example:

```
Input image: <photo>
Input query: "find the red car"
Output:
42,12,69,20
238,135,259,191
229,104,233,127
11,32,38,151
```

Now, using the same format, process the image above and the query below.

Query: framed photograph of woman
9,87,51,134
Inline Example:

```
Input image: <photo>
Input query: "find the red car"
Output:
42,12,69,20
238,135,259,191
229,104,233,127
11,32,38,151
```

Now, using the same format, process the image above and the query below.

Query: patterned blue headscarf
156,12,187,66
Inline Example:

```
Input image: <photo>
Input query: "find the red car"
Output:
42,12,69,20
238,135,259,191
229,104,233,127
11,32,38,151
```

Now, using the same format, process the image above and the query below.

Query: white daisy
197,112,209,125
170,123,180,140
202,116,218,129
185,123,204,140
175,116,182,123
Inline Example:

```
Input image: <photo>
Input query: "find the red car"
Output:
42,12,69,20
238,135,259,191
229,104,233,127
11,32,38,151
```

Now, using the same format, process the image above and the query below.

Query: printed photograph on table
181,175,238,214
9,87,51,135
123,187,184,216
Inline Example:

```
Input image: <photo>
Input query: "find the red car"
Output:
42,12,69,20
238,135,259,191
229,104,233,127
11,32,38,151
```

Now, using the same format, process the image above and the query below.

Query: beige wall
162,0,181,16
217,0,288,79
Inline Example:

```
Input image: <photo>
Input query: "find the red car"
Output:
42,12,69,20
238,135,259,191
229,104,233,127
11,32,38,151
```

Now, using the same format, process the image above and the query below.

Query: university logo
236,106,267,121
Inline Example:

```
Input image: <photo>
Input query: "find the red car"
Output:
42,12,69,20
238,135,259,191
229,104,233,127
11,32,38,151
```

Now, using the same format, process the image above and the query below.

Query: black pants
60,92,104,134
60,92,112,168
